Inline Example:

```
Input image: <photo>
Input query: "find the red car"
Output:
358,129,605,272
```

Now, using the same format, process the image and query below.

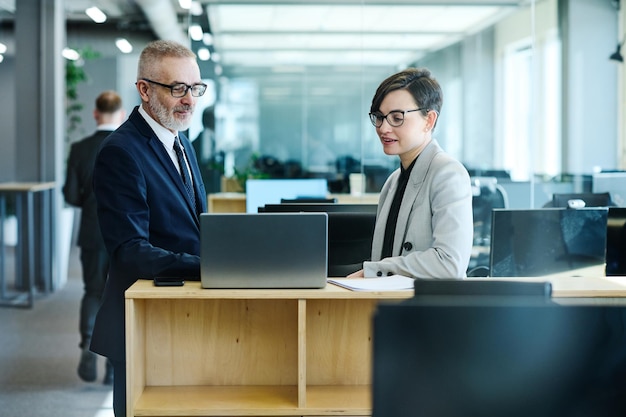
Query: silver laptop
200,212,328,288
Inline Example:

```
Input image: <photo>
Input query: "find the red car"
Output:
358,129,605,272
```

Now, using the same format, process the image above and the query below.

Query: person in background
62,90,126,385
348,68,473,278
90,40,207,416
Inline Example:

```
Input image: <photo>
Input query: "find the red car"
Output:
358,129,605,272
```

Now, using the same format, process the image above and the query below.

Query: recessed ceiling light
115,38,133,54
85,6,107,24
189,24,203,41
62,47,80,61
197,47,211,61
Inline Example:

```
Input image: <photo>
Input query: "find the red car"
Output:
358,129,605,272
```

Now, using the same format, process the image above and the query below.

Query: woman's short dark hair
370,67,443,129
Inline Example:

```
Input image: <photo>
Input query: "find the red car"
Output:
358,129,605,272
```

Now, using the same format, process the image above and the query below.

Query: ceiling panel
207,3,517,68
0,0,522,71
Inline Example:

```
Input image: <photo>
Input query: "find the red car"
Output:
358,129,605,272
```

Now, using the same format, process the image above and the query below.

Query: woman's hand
347,269,365,278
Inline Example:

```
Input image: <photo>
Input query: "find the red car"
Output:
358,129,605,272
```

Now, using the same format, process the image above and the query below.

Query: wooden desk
207,192,380,213
125,276,626,416
125,280,410,416
0,182,56,308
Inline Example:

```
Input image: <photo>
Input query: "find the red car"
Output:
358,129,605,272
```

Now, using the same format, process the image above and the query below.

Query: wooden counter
125,280,410,416
125,276,626,416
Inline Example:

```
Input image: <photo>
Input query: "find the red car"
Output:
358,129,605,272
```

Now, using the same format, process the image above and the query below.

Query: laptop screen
489,208,608,277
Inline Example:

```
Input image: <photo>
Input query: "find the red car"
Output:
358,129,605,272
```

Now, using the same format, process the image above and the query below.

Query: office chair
471,177,509,246
468,177,509,277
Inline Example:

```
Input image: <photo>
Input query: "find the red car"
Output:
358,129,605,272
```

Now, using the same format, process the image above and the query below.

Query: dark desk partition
373,298,626,417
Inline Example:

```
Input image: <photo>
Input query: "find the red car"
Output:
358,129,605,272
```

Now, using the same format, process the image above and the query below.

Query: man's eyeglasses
140,78,207,98
369,108,425,128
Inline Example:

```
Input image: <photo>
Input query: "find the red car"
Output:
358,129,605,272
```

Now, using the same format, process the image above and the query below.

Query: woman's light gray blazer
363,139,473,278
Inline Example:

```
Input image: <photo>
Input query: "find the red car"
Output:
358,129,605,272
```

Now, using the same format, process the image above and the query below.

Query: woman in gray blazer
349,68,473,279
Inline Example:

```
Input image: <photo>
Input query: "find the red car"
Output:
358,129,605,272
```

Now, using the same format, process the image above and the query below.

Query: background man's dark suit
90,106,206,364
63,127,121,384
63,128,114,382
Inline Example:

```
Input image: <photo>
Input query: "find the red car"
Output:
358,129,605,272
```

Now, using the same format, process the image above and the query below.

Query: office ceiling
0,0,525,72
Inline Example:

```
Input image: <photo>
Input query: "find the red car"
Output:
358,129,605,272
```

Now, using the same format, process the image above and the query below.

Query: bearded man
90,40,207,416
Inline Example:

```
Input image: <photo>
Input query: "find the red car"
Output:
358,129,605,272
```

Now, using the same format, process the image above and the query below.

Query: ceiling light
179,0,192,10
0,42,6,54
197,47,211,61
116,38,133,54
203,33,214,46
189,24,203,41
62,47,80,61
190,2,203,16
0,55,4,64
85,6,107,23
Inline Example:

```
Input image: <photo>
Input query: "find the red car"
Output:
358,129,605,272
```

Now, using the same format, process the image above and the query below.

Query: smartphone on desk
153,276,185,287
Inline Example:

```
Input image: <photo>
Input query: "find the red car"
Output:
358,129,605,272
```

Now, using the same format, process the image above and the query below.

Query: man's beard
148,94,194,132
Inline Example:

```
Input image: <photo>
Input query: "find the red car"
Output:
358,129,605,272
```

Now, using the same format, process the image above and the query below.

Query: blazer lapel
134,111,200,224
392,140,440,255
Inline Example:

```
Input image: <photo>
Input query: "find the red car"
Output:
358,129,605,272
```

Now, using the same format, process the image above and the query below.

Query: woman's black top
381,158,417,258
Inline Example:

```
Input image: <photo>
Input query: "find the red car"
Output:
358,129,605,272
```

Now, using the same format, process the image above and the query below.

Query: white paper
327,275,415,291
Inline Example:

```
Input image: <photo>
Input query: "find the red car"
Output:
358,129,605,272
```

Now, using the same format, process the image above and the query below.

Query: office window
503,42,533,181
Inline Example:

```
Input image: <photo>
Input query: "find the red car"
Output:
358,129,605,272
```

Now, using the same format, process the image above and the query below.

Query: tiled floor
0,245,114,417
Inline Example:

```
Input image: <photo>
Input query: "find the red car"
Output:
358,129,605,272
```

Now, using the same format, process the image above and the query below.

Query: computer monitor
372,300,626,417
245,179,328,213
593,172,626,207
606,207,626,276
280,197,337,204
489,208,608,277
259,203,378,214
259,203,377,276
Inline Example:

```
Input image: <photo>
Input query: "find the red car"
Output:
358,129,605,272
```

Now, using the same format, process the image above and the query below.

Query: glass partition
187,0,545,198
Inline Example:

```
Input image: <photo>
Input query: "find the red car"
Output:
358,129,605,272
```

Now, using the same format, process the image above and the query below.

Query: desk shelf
134,385,370,416
126,281,410,417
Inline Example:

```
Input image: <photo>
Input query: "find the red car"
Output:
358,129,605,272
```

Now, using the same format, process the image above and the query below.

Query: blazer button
377,271,383,277
403,242,413,251
387,272,393,276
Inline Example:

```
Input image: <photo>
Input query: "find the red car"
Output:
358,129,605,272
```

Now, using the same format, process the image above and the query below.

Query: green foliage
65,46,101,139
233,153,270,191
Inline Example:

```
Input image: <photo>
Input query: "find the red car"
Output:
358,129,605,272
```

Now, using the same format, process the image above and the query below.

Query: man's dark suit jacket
63,130,113,250
90,106,207,362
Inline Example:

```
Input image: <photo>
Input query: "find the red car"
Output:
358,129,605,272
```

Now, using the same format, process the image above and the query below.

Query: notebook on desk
200,212,328,288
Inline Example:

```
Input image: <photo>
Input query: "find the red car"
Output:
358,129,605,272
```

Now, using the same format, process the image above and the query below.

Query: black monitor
259,203,377,276
606,207,626,276
373,300,626,417
489,208,608,277
259,203,377,214
280,197,337,204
